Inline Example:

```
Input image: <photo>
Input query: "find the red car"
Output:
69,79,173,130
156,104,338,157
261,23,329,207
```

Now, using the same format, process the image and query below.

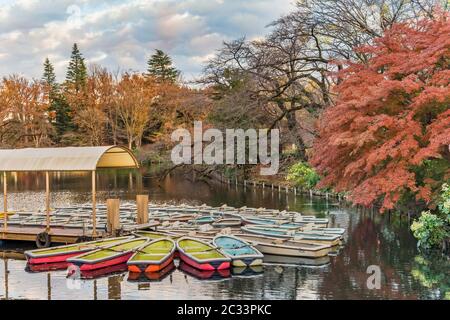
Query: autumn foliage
312,14,450,211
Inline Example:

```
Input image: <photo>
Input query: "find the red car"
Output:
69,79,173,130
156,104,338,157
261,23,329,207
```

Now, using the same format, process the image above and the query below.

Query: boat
189,216,216,224
24,236,133,264
294,216,329,226
241,216,290,226
248,224,345,235
212,218,242,228
213,235,263,267
127,261,176,282
162,229,216,241
67,238,149,271
241,226,341,246
176,237,231,270
133,230,181,239
234,233,332,258
127,238,176,273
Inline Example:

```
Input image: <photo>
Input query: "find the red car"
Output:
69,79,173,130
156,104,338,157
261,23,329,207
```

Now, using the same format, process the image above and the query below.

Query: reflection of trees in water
411,255,450,300
318,214,424,299
213,265,328,300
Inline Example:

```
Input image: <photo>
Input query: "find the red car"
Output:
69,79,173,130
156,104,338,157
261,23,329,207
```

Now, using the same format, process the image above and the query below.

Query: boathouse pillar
106,198,120,235
45,171,50,232
92,170,97,237
3,171,7,231
136,195,149,224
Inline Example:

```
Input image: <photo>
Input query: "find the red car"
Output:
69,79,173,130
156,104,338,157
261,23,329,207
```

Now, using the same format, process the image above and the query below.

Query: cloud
0,0,295,82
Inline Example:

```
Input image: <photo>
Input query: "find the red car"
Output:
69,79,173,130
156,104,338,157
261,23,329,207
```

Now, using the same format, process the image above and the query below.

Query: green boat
25,236,133,265
127,238,176,273
67,238,149,271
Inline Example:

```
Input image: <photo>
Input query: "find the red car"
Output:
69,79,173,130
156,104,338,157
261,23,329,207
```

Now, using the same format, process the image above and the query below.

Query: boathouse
0,146,139,245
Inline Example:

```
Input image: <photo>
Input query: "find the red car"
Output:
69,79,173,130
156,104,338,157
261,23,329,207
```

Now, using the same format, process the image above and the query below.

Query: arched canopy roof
0,146,139,172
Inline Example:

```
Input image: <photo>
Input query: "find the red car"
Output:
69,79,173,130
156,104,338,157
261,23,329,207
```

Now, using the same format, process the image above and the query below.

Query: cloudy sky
0,0,295,82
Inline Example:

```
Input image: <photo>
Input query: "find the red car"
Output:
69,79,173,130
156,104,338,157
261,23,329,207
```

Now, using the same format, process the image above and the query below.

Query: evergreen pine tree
42,57,56,88
66,43,87,92
146,49,179,82
42,57,73,142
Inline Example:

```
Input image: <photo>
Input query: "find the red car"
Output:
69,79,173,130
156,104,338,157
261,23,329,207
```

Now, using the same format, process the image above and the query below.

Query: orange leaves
312,14,450,211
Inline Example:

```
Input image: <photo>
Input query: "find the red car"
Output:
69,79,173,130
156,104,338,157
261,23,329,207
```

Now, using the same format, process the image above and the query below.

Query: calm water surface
0,169,448,300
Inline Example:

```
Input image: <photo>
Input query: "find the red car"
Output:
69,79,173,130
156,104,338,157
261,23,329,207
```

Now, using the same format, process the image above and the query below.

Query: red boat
176,237,231,271
24,236,133,265
67,238,149,271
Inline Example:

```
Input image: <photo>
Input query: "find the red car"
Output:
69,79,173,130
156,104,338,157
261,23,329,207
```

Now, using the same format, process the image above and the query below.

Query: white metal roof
0,146,139,172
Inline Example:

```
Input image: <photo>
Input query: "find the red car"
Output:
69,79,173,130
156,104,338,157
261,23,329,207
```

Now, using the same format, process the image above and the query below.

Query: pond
0,169,448,300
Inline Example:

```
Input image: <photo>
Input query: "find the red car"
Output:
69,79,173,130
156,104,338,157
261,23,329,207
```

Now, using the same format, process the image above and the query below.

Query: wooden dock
0,225,102,244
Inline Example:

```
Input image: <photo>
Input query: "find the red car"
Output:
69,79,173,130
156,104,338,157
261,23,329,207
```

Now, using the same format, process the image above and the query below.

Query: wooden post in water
106,199,120,235
45,171,50,232
136,194,149,224
3,172,7,231
92,170,97,237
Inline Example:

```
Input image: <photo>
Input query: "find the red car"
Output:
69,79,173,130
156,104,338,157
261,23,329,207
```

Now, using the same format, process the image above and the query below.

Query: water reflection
0,170,448,300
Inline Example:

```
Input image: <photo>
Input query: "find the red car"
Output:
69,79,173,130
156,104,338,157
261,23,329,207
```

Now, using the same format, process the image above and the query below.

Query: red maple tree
311,14,450,211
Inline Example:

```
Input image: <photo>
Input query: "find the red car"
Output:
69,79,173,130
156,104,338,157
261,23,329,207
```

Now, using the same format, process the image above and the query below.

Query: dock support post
136,194,149,224
92,170,97,237
3,172,7,231
106,199,120,235
45,171,50,232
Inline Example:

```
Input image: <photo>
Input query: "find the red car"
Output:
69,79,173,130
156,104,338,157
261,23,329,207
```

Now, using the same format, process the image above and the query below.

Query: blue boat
213,235,264,267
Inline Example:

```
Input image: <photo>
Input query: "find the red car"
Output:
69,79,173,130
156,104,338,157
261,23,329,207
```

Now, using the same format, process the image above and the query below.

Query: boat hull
28,252,83,265
70,252,134,271
178,251,230,271
127,253,175,273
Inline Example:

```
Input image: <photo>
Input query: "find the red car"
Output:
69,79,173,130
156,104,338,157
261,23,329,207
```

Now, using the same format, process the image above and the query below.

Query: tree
288,0,448,64
203,16,330,160
72,65,113,146
0,75,52,147
42,57,56,87
61,43,88,142
114,73,158,149
66,43,87,92
311,14,450,212
147,49,179,83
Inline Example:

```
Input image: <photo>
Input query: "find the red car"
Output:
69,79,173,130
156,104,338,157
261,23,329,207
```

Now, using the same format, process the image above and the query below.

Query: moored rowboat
234,233,332,258
176,237,231,271
127,238,176,273
212,218,242,228
67,238,149,271
25,236,133,265
241,226,341,246
213,235,263,267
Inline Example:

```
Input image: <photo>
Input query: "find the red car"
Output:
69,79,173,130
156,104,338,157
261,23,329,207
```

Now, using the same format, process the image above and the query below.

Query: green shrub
286,162,320,189
438,183,450,224
411,211,448,250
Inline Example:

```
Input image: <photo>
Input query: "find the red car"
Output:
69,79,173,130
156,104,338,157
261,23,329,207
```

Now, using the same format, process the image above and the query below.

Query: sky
0,0,295,82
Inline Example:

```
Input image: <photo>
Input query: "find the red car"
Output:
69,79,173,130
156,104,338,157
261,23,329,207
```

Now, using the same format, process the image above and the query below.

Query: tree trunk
286,110,307,161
